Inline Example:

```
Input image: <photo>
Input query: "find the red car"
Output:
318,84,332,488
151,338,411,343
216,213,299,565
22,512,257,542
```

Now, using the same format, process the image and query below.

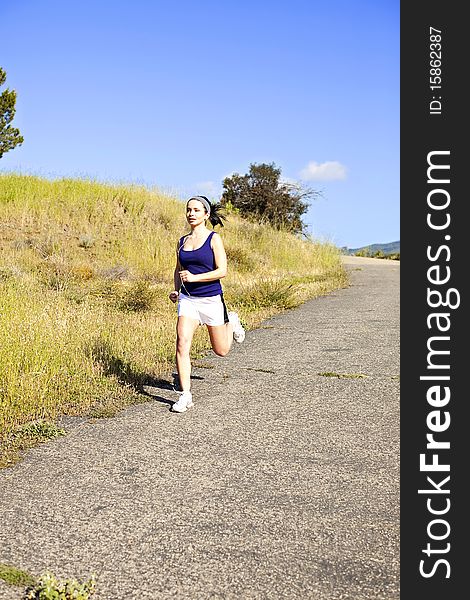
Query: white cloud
299,161,347,181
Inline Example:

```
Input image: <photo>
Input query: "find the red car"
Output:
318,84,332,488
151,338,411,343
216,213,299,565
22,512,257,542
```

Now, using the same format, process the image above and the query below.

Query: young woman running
168,195,245,413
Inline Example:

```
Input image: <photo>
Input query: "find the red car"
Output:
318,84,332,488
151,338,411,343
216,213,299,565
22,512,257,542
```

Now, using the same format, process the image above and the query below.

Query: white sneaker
228,311,245,343
172,391,193,413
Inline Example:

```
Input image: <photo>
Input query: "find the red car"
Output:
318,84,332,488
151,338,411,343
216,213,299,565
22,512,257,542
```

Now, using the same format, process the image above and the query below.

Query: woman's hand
179,270,196,283
169,290,179,303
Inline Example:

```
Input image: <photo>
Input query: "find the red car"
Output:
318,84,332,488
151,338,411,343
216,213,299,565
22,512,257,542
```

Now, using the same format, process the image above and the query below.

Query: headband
188,196,211,216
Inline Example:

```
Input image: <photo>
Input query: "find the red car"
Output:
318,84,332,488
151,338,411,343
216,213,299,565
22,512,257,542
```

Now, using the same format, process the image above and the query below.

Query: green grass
0,563,36,587
12,420,66,440
0,173,348,466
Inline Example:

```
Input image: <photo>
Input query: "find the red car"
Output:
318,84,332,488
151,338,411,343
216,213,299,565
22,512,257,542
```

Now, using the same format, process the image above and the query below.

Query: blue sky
1,0,399,248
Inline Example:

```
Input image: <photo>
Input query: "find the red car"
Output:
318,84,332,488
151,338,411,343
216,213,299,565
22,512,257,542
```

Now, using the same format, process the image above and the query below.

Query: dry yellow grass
0,173,348,465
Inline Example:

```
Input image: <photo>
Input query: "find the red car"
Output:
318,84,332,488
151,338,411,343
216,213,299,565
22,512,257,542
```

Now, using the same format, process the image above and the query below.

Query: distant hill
341,241,400,256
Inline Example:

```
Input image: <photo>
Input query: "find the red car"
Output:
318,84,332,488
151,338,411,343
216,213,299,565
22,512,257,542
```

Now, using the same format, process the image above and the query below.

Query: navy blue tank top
178,231,223,297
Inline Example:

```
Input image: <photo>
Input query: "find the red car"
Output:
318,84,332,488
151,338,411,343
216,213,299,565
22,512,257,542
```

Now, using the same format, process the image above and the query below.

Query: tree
0,67,24,158
221,162,319,234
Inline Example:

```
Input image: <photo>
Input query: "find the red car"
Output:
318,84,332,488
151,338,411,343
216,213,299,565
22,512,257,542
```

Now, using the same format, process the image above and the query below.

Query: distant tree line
354,247,400,260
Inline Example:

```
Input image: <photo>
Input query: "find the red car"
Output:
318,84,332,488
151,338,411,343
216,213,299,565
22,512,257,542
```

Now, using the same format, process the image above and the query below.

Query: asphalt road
0,256,399,600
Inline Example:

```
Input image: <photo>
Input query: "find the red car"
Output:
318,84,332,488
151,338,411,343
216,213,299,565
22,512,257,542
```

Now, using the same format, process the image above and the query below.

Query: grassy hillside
0,174,348,465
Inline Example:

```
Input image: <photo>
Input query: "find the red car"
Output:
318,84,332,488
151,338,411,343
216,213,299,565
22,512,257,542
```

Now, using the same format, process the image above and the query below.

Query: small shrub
119,279,155,312
155,212,173,230
36,257,72,292
33,239,60,259
24,571,96,600
0,564,36,587
0,266,22,280
13,421,66,441
70,265,94,281
235,278,297,310
100,264,129,280
354,247,372,257
78,234,95,249
225,246,255,271
12,238,36,251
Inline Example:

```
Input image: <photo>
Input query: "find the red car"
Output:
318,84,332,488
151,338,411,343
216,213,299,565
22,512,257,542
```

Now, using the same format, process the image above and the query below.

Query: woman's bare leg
206,322,234,357
176,316,200,391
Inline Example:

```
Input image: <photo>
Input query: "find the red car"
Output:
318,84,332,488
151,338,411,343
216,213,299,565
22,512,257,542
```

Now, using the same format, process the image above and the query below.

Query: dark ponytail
207,200,226,228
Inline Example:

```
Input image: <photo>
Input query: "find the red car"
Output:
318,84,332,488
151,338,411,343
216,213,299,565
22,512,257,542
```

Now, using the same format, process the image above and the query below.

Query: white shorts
177,293,228,326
